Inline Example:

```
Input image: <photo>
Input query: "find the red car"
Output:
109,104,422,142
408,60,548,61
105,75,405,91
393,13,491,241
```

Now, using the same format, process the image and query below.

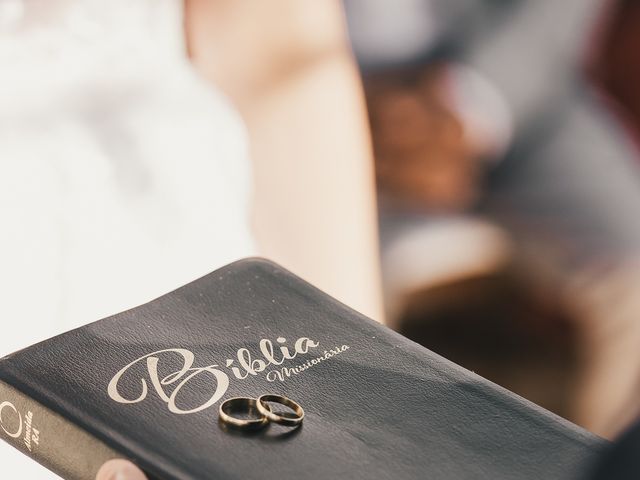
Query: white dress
0,1,254,476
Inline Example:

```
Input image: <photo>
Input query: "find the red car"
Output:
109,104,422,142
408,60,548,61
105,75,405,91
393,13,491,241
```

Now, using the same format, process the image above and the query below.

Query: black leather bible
0,258,605,479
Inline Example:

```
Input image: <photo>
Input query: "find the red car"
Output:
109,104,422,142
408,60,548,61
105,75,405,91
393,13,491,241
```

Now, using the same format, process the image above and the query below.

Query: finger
96,459,147,480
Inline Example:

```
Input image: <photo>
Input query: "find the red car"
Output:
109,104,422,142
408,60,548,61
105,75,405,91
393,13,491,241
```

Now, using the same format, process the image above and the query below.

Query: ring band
257,394,304,427
219,397,270,430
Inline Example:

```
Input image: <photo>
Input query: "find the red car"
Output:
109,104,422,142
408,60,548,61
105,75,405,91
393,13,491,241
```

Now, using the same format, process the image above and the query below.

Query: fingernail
96,459,147,480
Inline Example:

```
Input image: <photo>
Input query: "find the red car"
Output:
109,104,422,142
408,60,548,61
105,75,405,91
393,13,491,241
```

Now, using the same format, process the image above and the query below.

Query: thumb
96,459,147,480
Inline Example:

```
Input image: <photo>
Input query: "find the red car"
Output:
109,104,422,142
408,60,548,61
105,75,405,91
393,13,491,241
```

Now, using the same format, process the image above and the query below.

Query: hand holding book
0,258,604,479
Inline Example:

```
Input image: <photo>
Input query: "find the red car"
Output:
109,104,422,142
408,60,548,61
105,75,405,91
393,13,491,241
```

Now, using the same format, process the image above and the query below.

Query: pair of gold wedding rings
219,394,304,430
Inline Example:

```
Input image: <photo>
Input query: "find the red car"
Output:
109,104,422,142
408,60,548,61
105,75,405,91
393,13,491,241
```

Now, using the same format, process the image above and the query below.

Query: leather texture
0,258,606,479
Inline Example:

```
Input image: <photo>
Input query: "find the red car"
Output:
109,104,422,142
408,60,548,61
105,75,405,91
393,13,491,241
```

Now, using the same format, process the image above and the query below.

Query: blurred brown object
394,240,640,438
365,66,482,211
397,258,581,420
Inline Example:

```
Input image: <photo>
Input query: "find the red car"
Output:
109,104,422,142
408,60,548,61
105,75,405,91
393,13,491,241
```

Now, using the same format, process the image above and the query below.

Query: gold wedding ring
219,397,270,430
257,394,305,427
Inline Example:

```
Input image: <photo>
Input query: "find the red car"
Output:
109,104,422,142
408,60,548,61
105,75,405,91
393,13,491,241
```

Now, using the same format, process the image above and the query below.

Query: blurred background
346,0,640,440
1,4,640,477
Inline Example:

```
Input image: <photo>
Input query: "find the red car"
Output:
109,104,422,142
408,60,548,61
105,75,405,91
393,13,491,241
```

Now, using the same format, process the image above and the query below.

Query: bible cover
0,258,604,479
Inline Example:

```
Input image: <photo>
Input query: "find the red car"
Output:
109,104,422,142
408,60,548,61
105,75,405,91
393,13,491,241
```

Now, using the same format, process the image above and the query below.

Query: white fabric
0,0,254,474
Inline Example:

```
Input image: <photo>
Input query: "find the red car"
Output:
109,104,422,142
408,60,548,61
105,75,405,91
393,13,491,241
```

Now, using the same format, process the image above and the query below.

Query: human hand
96,459,147,480
365,65,482,211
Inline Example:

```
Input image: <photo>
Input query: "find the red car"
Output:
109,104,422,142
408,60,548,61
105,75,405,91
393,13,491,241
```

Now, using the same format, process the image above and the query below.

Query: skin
95,459,146,480
184,0,384,322
97,2,382,478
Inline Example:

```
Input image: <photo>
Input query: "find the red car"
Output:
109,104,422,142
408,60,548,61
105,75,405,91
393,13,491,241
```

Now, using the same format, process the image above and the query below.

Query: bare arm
185,0,384,321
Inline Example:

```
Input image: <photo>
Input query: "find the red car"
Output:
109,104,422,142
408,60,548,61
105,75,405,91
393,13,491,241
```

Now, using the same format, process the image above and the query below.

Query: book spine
0,379,122,480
